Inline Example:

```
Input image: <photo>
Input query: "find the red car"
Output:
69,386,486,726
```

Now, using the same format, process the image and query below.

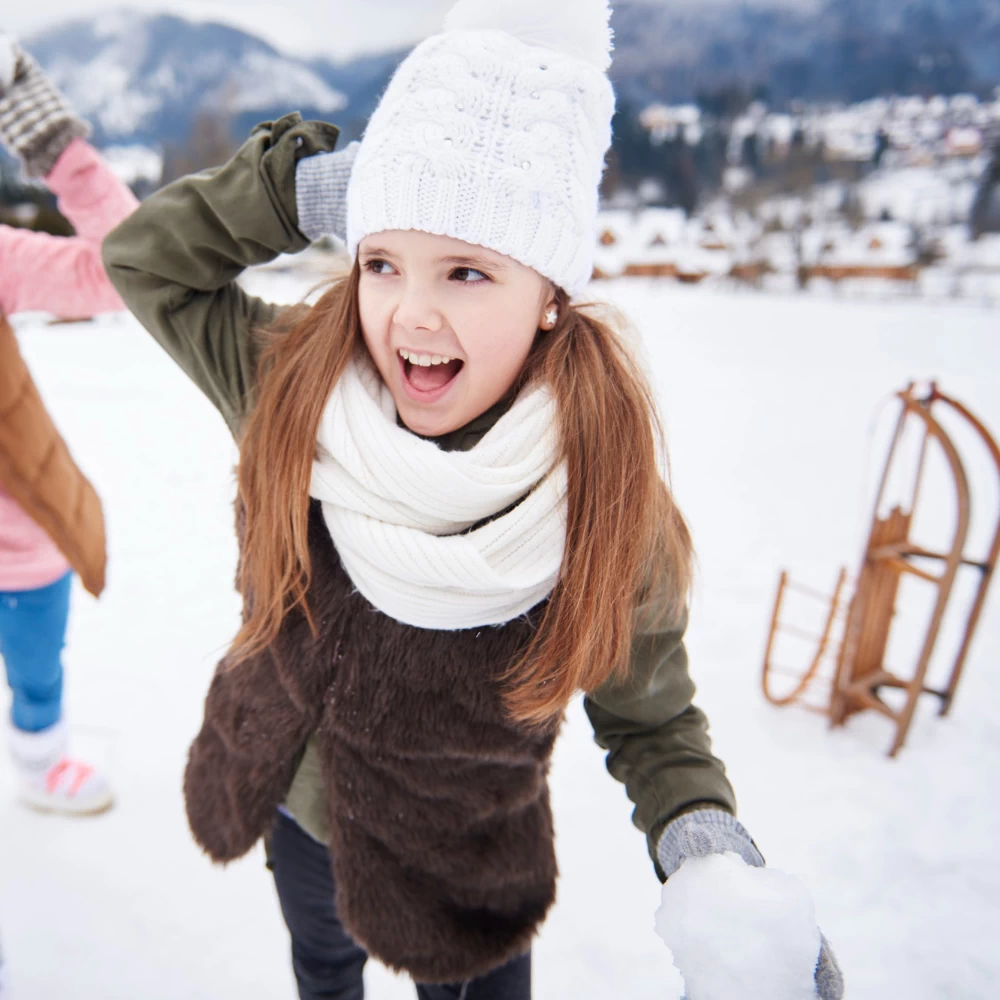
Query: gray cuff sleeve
295,141,359,244
656,808,765,878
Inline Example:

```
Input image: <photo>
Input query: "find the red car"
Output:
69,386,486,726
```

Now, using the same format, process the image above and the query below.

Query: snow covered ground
2,276,998,999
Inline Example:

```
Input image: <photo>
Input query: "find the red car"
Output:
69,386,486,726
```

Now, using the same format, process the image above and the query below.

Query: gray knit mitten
657,809,844,1000
657,808,766,878
295,140,360,244
0,35,90,177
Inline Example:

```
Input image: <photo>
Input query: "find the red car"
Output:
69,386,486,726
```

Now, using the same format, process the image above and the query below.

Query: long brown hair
232,263,692,726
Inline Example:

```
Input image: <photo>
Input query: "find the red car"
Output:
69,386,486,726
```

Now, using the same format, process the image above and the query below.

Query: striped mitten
0,35,90,177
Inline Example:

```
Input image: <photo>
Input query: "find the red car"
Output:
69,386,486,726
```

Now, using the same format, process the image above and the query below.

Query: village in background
1,6,999,306
596,91,1000,303
5,85,1000,307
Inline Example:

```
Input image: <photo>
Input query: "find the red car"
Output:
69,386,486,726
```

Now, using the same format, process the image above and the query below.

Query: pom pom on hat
444,0,613,72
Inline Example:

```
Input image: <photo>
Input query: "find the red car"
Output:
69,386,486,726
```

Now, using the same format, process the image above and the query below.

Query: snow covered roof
802,222,916,269
858,166,977,226
591,207,742,279
634,207,688,247
639,103,703,144
596,210,634,242
950,233,1000,270
945,127,983,156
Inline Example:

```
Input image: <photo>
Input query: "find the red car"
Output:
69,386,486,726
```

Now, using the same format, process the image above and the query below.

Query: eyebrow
358,247,508,271
440,254,509,271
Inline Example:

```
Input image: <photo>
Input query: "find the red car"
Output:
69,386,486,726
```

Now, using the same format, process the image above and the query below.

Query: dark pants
268,810,532,1000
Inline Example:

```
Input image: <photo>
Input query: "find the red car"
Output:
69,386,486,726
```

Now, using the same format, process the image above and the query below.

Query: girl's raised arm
103,114,355,436
0,38,137,318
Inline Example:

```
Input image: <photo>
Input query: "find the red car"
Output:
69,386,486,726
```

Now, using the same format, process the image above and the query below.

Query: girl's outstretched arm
102,114,355,436
588,591,845,997
584,600,739,879
0,38,137,317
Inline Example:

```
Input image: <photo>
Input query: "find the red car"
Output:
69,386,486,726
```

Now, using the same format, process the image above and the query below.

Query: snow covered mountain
27,11,346,146
609,0,1000,107
22,1,1000,152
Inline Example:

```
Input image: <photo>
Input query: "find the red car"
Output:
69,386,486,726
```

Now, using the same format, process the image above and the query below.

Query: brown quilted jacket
0,315,105,596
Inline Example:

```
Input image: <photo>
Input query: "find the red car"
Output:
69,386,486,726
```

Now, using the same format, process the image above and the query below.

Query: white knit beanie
346,0,616,297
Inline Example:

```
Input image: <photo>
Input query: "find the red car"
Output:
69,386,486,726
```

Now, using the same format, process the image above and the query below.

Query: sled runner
761,382,1000,756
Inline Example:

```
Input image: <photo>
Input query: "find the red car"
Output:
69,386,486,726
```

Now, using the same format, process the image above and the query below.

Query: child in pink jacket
0,34,137,818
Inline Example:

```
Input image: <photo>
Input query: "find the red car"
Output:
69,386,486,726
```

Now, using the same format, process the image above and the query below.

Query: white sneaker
8,721,114,816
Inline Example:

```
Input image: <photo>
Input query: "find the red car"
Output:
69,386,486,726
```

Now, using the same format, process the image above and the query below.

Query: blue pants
267,810,532,1000
0,571,72,733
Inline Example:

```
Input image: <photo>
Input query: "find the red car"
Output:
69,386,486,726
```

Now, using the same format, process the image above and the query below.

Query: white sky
10,1,818,61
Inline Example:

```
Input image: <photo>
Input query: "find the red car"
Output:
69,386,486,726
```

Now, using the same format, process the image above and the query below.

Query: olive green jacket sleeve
585,596,737,881
102,113,341,437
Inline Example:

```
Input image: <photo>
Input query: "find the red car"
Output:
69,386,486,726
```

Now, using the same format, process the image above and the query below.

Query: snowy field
2,276,998,999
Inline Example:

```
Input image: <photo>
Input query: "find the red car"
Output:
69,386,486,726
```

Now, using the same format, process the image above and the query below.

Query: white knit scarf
309,357,568,630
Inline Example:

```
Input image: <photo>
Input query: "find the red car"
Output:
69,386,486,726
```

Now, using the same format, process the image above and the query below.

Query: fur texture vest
184,501,560,983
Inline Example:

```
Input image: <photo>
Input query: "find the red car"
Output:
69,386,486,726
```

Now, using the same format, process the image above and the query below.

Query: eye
364,259,397,276
451,267,490,284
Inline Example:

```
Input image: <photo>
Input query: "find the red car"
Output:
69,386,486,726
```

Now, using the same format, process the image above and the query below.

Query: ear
539,289,560,331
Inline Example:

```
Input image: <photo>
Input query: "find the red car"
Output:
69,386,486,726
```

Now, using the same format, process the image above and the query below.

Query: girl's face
358,230,557,437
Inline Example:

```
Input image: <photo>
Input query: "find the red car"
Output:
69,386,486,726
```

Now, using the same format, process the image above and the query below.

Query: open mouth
398,349,465,399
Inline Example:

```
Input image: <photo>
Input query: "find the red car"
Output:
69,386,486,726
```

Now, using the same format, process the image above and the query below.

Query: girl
103,2,842,997
0,34,136,816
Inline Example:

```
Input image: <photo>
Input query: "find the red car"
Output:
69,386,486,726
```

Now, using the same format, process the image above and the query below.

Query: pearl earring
544,308,558,328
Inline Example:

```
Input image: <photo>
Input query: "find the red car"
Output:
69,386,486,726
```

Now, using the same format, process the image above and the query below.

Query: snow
212,51,347,115
99,145,164,188
858,166,977,226
724,92,1000,169
2,276,999,999
953,232,1000,269
593,209,741,280
798,221,915,269
635,207,688,248
723,166,753,193
655,853,820,1000
946,127,983,156
43,22,346,140
52,55,164,137
639,104,703,145
91,10,141,41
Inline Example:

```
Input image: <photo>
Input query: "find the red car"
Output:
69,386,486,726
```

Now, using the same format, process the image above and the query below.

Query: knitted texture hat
346,0,616,296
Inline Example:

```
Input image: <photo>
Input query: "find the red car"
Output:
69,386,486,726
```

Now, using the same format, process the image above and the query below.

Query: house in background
802,221,919,283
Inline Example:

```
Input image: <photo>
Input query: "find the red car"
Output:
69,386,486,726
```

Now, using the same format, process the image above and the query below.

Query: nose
393,280,444,335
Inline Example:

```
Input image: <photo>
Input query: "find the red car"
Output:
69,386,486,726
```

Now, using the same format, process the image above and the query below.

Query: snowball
655,852,821,1000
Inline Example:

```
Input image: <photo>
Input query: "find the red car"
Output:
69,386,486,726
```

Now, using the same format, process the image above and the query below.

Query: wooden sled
762,383,1000,756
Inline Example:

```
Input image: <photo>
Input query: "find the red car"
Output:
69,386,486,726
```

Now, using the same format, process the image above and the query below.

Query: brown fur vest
184,501,560,983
